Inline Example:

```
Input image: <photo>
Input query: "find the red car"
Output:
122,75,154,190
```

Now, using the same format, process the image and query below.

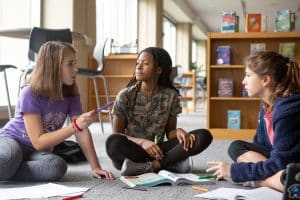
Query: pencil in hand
97,101,114,113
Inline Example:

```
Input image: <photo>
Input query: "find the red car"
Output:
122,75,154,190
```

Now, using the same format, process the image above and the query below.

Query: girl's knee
44,155,67,181
0,138,23,180
228,140,248,161
192,129,213,146
106,134,126,152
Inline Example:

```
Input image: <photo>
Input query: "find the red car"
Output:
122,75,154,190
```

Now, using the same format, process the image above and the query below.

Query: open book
120,170,215,188
195,187,282,200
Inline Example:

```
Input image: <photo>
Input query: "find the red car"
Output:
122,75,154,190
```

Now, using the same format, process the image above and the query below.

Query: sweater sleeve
231,114,300,182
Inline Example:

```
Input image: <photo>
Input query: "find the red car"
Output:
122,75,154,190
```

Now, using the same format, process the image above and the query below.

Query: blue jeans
0,137,67,182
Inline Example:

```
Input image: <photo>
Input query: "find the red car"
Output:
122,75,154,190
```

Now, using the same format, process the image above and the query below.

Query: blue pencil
97,101,114,113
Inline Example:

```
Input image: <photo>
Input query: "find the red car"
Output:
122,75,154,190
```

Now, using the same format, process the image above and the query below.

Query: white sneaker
121,158,153,176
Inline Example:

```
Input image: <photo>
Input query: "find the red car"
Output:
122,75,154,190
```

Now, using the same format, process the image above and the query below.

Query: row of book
221,10,295,32
216,42,296,65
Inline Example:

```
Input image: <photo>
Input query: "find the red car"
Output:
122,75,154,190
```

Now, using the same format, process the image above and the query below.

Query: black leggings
105,129,213,170
228,140,270,162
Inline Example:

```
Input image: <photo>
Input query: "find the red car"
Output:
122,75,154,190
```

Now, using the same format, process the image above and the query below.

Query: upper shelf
208,32,300,39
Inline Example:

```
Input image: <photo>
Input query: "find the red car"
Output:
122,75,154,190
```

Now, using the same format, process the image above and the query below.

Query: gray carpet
0,110,249,199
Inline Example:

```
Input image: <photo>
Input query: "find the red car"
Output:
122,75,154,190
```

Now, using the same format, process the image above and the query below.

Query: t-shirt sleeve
170,93,182,117
112,88,129,118
18,86,42,114
68,96,82,117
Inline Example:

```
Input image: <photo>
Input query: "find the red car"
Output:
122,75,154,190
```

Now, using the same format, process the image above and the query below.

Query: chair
77,38,112,134
0,65,17,119
18,27,73,95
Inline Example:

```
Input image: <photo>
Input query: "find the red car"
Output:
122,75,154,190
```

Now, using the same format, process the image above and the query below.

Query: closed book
227,110,241,129
218,78,233,97
250,43,266,54
221,11,236,33
216,46,231,65
246,13,261,32
275,10,291,32
279,42,296,59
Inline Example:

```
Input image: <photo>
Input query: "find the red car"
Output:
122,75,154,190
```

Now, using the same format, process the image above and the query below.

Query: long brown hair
28,41,79,100
245,51,300,104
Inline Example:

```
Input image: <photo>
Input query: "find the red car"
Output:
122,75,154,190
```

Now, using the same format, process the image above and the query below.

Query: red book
246,13,261,32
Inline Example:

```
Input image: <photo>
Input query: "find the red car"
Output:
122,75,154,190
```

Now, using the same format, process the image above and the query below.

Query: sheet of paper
0,183,89,200
195,187,282,200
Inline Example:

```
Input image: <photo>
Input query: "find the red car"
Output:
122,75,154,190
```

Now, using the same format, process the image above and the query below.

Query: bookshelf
88,54,137,121
207,32,300,140
177,71,196,112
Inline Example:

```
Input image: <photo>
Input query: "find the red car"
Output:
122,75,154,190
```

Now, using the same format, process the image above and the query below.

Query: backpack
53,140,87,163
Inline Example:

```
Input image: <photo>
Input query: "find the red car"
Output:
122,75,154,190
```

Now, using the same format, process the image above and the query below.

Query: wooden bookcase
88,54,137,121
177,71,196,112
207,32,300,140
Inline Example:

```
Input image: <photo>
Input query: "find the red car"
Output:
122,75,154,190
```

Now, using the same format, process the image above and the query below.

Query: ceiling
164,0,300,40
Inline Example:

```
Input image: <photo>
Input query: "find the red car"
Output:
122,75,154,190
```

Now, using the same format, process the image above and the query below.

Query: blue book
227,110,241,129
216,46,231,65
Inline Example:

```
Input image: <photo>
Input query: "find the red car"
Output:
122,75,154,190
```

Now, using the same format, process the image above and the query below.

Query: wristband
73,118,83,132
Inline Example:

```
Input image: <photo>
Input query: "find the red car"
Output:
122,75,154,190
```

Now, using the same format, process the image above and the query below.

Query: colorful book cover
275,10,291,32
250,43,266,54
227,110,241,129
216,45,231,65
279,42,296,59
218,78,233,97
246,13,261,32
221,11,236,32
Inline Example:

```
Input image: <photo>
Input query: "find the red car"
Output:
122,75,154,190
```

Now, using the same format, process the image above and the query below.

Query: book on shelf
181,77,192,86
195,186,282,200
218,78,233,97
227,110,241,129
245,13,261,32
250,43,266,54
261,15,267,32
290,12,296,31
221,11,237,32
242,85,248,97
120,170,215,188
275,10,292,32
216,45,231,65
279,42,296,59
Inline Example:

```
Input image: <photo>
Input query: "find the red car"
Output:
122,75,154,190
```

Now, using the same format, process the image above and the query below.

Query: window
191,39,197,64
96,0,137,54
0,0,40,106
163,17,176,65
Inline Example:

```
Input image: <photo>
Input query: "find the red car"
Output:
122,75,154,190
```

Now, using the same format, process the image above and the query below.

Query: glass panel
163,17,176,64
0,0,40,106
96,0,137,55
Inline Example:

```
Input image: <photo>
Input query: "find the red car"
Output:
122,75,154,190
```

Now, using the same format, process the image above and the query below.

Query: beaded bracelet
73,118,83,132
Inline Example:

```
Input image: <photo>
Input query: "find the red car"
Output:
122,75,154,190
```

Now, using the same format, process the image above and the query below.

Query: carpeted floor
0,110,249,200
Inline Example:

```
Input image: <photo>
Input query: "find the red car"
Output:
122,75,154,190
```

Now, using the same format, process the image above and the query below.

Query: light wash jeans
0,136,67,182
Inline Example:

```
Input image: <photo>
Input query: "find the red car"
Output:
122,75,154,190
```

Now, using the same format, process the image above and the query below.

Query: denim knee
42,155,67,181
0,137,23,180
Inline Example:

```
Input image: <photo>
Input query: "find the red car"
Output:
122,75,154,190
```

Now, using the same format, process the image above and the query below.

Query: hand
92,167,114,180
141,139,163,160
206,161,231,180
176,128,195,151
75,110,98,130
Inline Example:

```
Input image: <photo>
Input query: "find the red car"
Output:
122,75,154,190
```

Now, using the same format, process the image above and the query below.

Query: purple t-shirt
0,85,82,147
